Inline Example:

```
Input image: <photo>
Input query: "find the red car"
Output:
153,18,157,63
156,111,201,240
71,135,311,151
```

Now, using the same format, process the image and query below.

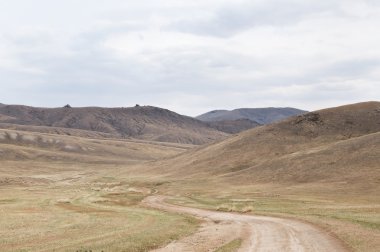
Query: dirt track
143,195,347,252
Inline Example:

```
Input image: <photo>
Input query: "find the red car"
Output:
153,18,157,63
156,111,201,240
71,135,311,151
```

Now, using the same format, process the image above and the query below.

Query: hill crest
0,104,227,145
140,101,380,192
197,107,307,124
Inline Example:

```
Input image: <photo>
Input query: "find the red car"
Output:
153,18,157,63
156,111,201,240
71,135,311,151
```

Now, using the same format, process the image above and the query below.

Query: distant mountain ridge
197,107,307,124
0,104,227,145
206,118,261,134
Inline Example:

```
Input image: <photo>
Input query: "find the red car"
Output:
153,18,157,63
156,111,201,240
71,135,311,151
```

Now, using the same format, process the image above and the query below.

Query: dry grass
0,128,193,167
135,102,380,182
121,102,380,251
154,179,380,252
0,130,199,252
1,102,379,251
0,162,199,252
0,105,228,144
214,238,242,252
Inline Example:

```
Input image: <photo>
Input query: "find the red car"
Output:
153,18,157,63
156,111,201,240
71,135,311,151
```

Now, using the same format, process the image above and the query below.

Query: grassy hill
205,118,261,134
0,104,227,145
197,107,307,124
130,102,380,251
1,101,379,251
146,102,379,188
0,128,191,164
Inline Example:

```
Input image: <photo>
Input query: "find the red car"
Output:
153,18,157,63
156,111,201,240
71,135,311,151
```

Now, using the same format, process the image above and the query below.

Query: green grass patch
214,239,242,252
0,198,17,204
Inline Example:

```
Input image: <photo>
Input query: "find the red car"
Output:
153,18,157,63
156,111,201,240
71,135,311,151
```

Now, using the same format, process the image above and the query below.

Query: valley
0,102,379,251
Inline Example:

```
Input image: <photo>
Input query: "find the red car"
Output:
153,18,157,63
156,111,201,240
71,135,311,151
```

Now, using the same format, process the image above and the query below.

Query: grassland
124,102,380,251
1,102,379,251
214,239,242,252
152,179,380,252
0,130,199,252
1,154,379,251
0,162,200,252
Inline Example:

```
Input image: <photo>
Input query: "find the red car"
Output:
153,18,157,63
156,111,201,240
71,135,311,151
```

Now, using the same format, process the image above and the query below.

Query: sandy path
143,195,347,252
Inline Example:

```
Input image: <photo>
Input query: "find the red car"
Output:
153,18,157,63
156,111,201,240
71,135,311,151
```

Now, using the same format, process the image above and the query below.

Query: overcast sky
0,0,379,116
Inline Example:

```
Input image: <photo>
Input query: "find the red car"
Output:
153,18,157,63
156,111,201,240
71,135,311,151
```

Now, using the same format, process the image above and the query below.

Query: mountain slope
206,119,261,134
0,105,227,144
197,107,307,124
0,128,189,164
141,102,380,193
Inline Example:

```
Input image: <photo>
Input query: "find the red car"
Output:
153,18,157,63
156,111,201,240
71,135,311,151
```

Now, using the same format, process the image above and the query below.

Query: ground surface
0,130,199,252
144,195,347,252
0,162,199,252
0,102,379,251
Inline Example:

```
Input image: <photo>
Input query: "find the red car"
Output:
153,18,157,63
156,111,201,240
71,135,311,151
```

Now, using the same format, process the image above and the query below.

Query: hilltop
197,107,307,124
140,102,380,195
205,118,261,134
0,104,227,145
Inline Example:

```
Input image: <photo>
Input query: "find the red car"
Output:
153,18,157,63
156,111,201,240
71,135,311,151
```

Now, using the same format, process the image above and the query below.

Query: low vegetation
163,182,380,252
0,163,199,252
215,239,242,252
0,102,379,251
0,131,199,252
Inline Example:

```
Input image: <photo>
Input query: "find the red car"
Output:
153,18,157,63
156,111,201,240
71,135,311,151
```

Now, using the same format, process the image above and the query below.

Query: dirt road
143,195,347,252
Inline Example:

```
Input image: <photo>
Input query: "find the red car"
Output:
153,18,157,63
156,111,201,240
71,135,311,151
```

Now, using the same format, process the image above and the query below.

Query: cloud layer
0,0,379,115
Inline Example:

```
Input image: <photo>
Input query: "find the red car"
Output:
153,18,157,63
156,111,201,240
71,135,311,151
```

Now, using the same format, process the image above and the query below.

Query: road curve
143,195,347,252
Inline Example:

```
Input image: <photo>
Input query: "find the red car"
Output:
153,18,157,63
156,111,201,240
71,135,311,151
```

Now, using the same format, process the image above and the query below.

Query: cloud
0,0,379,115
167,0,338,37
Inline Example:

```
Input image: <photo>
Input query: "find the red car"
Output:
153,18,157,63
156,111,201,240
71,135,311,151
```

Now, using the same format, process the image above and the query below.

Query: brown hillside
0,123,118,139
138,102,380,192
206,119,261,134
0,129,189,164
0,105,227,144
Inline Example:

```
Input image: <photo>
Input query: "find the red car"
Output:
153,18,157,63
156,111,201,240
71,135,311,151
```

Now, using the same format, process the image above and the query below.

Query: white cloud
0,0,379,115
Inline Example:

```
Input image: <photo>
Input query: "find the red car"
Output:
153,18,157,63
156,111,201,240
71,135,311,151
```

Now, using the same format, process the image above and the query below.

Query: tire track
143,195,347,252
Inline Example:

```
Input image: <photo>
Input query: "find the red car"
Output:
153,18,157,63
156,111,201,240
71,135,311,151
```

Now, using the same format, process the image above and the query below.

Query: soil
143,195,347,252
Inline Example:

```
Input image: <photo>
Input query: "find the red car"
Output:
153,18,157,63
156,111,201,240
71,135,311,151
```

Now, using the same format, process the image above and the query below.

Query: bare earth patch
143,195,347,252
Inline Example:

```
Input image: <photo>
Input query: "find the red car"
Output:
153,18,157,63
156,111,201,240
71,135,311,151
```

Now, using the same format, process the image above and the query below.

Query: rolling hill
0,104,227,145
1,101,379,252
205,118,261,134
197,107,307,124
0,128,191,164
141,102,380,194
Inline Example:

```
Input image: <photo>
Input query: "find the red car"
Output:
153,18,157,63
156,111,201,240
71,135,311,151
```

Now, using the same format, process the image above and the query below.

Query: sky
0,0,379,116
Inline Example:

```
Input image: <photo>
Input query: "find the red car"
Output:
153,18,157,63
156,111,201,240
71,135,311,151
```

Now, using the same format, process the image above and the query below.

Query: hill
206,119,261,134
197,107,307,124
0,128,191,164
140,102,380,194
1,101,379,252
0,104,227,145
